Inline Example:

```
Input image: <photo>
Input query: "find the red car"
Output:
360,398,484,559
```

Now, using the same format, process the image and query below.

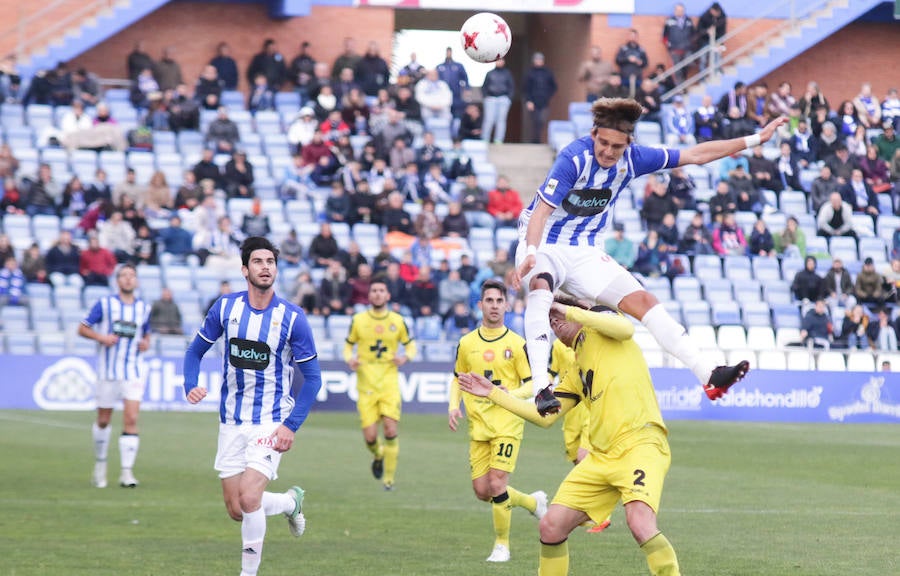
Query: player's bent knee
539,514,568,543
530,273,554,291
618,289,660,321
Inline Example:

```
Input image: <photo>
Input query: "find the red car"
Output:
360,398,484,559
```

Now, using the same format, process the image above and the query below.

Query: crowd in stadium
0,10,899,354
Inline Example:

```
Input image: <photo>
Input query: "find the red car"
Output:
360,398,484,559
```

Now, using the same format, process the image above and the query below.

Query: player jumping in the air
516,98,784,414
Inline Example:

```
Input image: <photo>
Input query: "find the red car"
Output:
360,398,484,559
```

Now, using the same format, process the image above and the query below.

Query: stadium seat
687,325,717,349
746,326,776,350
682,300,710,327
757,350,786,370
726,349,757,369
6,334,36,355
415,316,443,341
877,353,900,371
0,306,30,332
37,333,67,356
775,327,802,348
786,350,815,370
327,315,352,341
741,301,771,328
817,352,846,371
711,301,742,326
158,335,189,357
717,325,747,350
846,352,876,372
859,237,888,262
425,343,456,363
851,214,875,238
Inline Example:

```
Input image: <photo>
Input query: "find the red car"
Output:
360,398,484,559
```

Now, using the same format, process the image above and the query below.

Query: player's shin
240,508,267,576
525,289,554,395
641,532,681,576
491,492,512,546
382,435,399,488
539,539,569,576
640,304,713,385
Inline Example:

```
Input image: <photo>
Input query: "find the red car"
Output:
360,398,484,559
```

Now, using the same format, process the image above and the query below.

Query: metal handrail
0,0,116,63
658,0,837,101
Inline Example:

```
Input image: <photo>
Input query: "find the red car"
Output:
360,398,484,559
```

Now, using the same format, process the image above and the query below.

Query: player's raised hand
186,386,208,404
514,255,535,290
759,116,789,144
448,408,463,431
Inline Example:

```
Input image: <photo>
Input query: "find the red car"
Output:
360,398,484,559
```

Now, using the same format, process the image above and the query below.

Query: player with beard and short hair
516,97,784,414
344,276,416,491
182,236,322,576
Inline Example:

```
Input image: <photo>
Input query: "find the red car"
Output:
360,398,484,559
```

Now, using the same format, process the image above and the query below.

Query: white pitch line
0,412,84,430
668,508,889,516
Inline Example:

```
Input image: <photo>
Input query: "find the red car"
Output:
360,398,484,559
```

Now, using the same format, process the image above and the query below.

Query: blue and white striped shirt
198,292,318,427
520,136,680,246
82,295,152,381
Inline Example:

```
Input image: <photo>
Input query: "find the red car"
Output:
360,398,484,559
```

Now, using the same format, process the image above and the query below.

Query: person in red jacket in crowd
487,175,523,228
80,233,117,286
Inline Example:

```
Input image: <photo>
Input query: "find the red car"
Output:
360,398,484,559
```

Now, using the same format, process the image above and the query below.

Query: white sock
525,289,554,395
262,491,294,516
641,304,713,384
92,422,111,462
241,508,266,576
119,434,139,470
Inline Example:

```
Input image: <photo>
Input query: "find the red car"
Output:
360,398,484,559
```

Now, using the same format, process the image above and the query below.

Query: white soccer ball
460,12,512,64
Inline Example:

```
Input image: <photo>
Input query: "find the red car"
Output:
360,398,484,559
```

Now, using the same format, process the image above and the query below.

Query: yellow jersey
344,309,416,392
449,325,532,441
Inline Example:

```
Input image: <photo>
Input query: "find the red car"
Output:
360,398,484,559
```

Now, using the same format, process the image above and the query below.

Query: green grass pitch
1,410,898,575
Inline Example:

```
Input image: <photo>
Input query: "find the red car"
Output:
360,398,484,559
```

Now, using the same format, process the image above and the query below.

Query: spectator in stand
173,171,203,211
853,83,882,129
127,40,154,81
720,105,756,140
320,109,351,144
195,65,224,111
247,38,286,91
142,170,173,219
209,42,237,91
416,69,453,125
99,210,136,263
438,269,470,320
809,164,840,213
577,46,614,103
605,222,635,269
816,121,841,162
0,255,27,306
157,215,195,265
373,109,412,159
746,146,777,194
0,234,13,267
223,151,254,200
71,67,100,107
748,218,775,257
846,124,869,159
382,192,414,235
841,167,879,219
662,3,695,84
437,47,469,132
767,81,796,120
458,173,492,228
836,100,860,138
20,242,46,284
665,166,697,211
823,257,857,312
873,121,899,163
341,88,370,136
318,260,351,315
791,256,825,302
308,222,340,268
278,229,303,269
331,37,361,81
692,94,720,143
287,107,319,153
149,287,183,335
665,95,695,147
80,233,117,286
193,149,222,190
398,52,426,84
860,144,894,196
797,81,829,119
1,178,24,214
772,141,801,192
408,265,438,317
396,161,426,203
458,103,483,141
486,175,523,228
24,163,61,216
441,202,469,239
130,67,159,109
132,224,157,266
840,305,868,350
168,83,200,131
775,215,805,258
599,72,629,99
337,241,367,279
657,212,680,247
205,107,240,154
817,191,857,241
800,299,832,349
240,198,270,238
635,78,662,126
640,173,678,230
324,181,351,224
443,138,473,180
414,198,442,241
790,119,819,169
288,41,317,103
712,211,747,257
0,143,18,181
867,307,897,351
154,47,183,92
717,82,748,119
746,83,770,128
289,271,317,314
60,176,89,217
730,164,763,213
381,261,410,314
678,211,715,255
388,138,416,175
615,29,648,92
354,42,390,98
423,163,451,203
481,58,515,144
828,145,859,186
708,180,737,224
633,229,672,277
882,88,900,129
415,132,444,174
855,257,886,306
392,84,423,131
523,52,558,144
696,2,727,74
348,263,374,312
197,215,243,270
247,74,275,114
59,100,93,139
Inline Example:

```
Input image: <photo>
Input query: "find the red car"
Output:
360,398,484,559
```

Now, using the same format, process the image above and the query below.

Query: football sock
382,435,398,486
641,532,681,576
240,508,266,576
261,491,294,516
508,486,537,514
119,433,139,470
490,491,512,547
525,289,554,395
92,422,111,462
366,439,384,459
641,303,713,385
539,539,569,576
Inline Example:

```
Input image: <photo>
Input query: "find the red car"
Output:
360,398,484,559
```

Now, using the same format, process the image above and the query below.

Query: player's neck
479,322,506,334
118,291,135,304
369,305,388,316
246,286,275,310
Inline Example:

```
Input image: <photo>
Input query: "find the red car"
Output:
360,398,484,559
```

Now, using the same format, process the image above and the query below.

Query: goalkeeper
459,299,699,576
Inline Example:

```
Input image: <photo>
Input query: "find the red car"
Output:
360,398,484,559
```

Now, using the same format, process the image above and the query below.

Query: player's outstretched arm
183,334,214,403
458,372,574,427
677,117,788,166
563,306,635,341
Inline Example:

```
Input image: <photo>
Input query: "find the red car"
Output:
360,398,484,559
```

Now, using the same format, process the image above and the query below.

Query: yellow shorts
356,386,401,428
469,437,521,480
562,403,591,463
553,426,670,525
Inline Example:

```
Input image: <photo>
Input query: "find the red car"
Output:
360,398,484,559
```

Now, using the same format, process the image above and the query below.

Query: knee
529,274,553,292
539,515,566,543
238,493,262,515
473,486,491,502
225,500,243,522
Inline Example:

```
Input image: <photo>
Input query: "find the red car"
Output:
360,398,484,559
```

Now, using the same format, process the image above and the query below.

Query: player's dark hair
591,98,643,135
480,278,507,300
240,236,279,266
116,263,137,277
554,294,587,310
370,274,389,290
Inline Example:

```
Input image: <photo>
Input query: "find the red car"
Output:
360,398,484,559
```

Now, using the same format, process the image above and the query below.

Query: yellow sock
507,486,536,514
382,436,398,486
366,439,383,459
491,492,512,546
539,540,568,576
641,532,680,576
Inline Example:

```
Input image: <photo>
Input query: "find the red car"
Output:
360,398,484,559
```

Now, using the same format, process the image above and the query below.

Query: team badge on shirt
504,348,512,360
483,350,495,362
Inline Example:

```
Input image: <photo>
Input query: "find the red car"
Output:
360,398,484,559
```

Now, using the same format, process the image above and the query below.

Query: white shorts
95,379,146,408
515,241,642,307
214,422,284,480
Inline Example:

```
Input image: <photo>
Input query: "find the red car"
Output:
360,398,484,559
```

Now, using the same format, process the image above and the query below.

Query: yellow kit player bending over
460,300,694,576
344,277,416,490
448,279,548,563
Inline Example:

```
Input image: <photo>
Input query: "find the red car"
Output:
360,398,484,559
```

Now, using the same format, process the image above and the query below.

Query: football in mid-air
460,12,512,64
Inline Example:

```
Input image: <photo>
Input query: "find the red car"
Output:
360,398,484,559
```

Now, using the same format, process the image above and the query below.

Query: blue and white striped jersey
82,295,152,381
520,136,680,246
198,291,318,427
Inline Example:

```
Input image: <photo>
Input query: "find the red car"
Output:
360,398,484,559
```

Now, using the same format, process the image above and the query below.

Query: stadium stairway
487,143,555,203
686,0,885,107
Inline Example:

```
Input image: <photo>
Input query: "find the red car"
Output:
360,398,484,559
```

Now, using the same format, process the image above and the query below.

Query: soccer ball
460,12,512,64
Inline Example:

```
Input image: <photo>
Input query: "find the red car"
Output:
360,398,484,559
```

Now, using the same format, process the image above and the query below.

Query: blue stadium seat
37,333,67,356
6,333,36,355
859,237,887,262
274,92,301,110
425,342,456,363
681,300,710,327
741,302,772,328
326,315,353,341
415,316,443,341
711,301,742,326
